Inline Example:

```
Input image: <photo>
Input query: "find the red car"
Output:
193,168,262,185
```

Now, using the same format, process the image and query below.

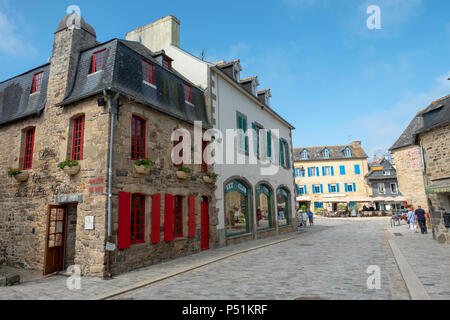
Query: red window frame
131,194,145,244
23,128,35,170
142,59,154,84
183,84,192,103
173,195,183,238
91,49,105,73
71,115,85,161
201,140,208,173
163,56,171,70
131,115,146,160
173,134,183,168
31,72,44,94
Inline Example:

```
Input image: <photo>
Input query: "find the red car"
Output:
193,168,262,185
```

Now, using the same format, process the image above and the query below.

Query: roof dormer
152,51,173,70
322,148,329,159
257,89,272,106
240,76,259,96
344,147,352,157
215,59,242,82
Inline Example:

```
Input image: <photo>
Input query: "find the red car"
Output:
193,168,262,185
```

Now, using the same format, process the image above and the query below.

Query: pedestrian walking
302,211,308,227
415,205,428,234
407,208,417,232
307,210,314,226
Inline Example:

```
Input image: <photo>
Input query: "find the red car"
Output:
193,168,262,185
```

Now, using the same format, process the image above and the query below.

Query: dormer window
91,49,105,74
301,149,308,160
163,56,171,70
142,59,154,84
265,95,270,106
252,82,257,96
184,84,192,104
31,72,44,94
233,64,240,81
344,147,352,157
322,148,329,159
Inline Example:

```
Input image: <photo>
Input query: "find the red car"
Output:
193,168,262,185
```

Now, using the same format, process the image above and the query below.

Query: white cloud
0,10,36,56
347,71,450,158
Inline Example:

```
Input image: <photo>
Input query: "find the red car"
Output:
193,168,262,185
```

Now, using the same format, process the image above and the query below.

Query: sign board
89,177,104,194
55,194,83,204
85,216,94,230
105,242,116,251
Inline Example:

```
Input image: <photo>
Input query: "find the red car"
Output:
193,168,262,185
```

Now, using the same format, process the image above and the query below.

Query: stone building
365,158,405,212
293,141,372,212
0,13,217,276
126,16,296,246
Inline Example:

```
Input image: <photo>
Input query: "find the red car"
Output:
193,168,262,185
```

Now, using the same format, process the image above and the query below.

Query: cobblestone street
2,217,449,300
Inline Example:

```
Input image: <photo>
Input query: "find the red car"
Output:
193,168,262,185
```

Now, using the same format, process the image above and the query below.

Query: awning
372,196,406,202
296,196,311,202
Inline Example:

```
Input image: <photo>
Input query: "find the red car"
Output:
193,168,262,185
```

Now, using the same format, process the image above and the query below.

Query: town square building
126,16,297,246
293,141,371,212
0,13,218,276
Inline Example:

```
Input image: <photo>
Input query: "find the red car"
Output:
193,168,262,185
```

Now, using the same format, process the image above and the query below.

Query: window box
9,170,29,183
176,167,191,180
63,165,80,176
134,159,154,175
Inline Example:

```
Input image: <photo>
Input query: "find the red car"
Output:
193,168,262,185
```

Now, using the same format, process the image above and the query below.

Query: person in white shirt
407,208,417,231
302,211,308,227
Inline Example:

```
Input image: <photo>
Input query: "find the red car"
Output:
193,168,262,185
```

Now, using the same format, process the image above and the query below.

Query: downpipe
104,89,120,279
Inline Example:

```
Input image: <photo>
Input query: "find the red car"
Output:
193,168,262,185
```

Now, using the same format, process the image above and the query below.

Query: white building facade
126,16,296,246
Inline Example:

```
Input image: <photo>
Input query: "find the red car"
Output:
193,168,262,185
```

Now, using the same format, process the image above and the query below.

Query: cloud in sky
0,4,37,57
347,71,450,159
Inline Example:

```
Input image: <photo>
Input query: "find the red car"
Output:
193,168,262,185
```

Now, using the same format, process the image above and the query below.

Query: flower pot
63,165,80,175
176,171,189,180
135,165,151,174
13,172,29,182
203,176,215,184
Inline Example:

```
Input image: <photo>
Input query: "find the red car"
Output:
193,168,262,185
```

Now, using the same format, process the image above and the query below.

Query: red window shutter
188,195,196,238
164,194,174,242
118,192,131,249
151,194,161,244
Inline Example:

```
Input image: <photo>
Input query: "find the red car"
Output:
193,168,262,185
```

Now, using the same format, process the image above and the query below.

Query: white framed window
344,147,352,157
323,166,332,176
330,184,337,193
301,149,308,160
383,170,390,176
323,148,329,158
309,167,317,177
390,183,398,194
378,183,385,194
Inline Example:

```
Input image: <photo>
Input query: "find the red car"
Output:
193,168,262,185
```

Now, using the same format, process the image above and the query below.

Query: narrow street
4,216,449,300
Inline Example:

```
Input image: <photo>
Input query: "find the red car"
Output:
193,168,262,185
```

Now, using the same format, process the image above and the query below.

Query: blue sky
1,0,449,159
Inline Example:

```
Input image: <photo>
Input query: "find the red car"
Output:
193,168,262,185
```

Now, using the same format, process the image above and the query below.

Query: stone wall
108,101,218,275
391,145,429,211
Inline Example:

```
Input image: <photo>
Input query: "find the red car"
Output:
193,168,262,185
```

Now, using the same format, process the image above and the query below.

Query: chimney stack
126,15,180,52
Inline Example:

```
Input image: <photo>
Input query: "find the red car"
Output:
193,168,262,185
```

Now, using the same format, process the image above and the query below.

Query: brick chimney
350,141,362,147
125,15,180,52
46,13,97,106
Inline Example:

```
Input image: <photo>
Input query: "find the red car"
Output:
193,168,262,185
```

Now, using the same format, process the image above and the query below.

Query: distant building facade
293,141,371,212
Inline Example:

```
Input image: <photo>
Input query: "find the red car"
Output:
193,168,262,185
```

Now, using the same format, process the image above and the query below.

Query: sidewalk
387,223,450,299
0,228,314,300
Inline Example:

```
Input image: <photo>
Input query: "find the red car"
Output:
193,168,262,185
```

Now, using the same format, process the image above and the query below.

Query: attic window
91,49,105,73
184,84,192,103
31,72,44,94
301,149,308,160
344,147,352,157
163,56,171,70
323,148,329,159
252,82,257,96
142,59,154,84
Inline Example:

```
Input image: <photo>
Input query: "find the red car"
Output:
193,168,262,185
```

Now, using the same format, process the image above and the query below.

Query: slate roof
390,94,450,151
293,144,368,161
366,159,397,180
0,63,50,126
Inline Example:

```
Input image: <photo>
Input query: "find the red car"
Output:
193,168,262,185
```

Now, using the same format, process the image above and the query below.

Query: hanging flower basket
58,160,80,176
176,167,191,180
134,159,154,175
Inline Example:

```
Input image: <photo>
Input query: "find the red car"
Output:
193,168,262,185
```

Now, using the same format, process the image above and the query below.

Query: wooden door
43,205,67,275
201,201,209,250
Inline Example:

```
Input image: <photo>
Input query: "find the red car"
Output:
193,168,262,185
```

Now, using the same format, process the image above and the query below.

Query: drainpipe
104,89,120,278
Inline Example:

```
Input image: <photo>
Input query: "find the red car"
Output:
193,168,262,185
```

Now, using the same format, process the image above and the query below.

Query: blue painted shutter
296,185,300,195
331,166,334,176
328,184,331,193
316,167,320,176
322,166,325,176
337,183,340,193
345,183,348,192
355,165,360,175
320,184,323,193
353,183,356,192
340,165,345,175
308,168,311,177
304,185,307,194
312,184,315,194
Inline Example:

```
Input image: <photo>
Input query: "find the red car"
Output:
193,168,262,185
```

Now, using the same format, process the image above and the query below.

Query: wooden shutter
353,183,357,192
316,167,320,176
322,166,325,176
118,192,131,250
331,166,334,176
164,194,174,242
320,184,323,193
304,185,307,195
188,195,196,238
151,194,161,244
337,183,340,193
307,168,311,177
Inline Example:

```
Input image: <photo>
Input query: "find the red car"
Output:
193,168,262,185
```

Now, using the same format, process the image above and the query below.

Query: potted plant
134,158,154,174
58,159,80,175
8,168,29,182
203,172,218,184
176,166,191,180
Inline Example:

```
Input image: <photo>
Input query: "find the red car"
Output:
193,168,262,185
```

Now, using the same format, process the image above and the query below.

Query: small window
390,183,398,194
72,115,85,161
184,84,192,103
163,56,171,70
173,195,183,238
131,115,146,160
383,170,390,176
330,184,337,193
314,185,321,193
299,186,305,195
378,183,385,194
131,194,145,244
91,49,105,73
344,147,352,157
142,59,154,84
322,148,329,159
301,149,308,160
31,72,44,94
23,128,35,170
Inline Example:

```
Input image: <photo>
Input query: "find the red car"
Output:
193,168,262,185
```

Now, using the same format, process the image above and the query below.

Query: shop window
23,127,35,170
131,194,145,244
71,115,85,161
315,202,324,209
225,180,250,236
131,115,146,160
173,195,183,238
256,184,273,230
277,188,290,226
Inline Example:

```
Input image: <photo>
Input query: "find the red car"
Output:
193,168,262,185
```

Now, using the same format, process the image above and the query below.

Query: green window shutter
252,123,258,157
279,138,285,166
267,130,272,158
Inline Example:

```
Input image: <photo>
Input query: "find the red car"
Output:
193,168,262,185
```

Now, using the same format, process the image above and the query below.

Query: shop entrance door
201,199,209,250
43,205,67,275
